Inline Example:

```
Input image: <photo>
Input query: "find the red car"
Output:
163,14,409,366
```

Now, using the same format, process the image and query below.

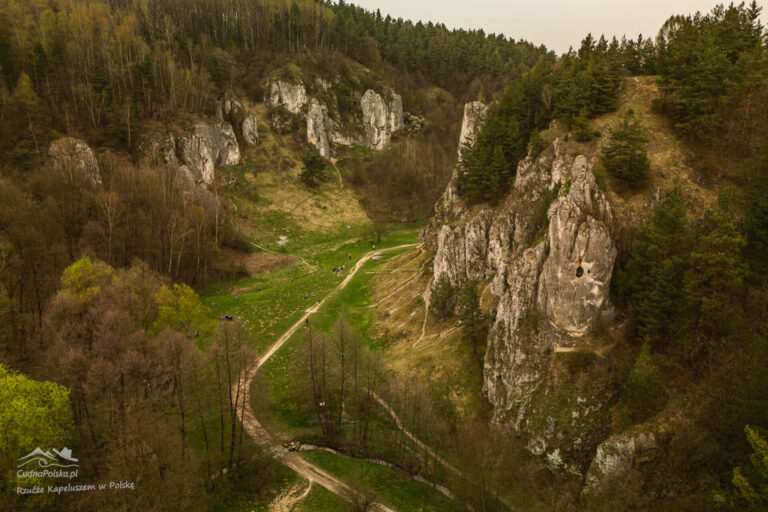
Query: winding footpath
238,243,420,512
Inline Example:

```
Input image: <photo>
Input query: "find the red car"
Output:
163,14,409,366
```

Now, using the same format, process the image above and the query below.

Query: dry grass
232,104,371,240
370,249,487,420
213,248,296,276
544,76,718,228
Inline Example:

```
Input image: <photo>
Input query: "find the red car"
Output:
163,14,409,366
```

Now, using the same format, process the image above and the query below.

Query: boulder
48,137,101,185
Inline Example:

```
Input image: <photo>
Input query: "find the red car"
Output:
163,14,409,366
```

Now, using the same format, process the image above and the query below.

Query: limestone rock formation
48,137,102,185
457,101,489,157
219,93,258,147
423,101,487,236
265,79,308,115
388,93,403,132
361,89,391,150
242,114,259,146
177,122,240,184
429,134,618,463
585,431,657,492
537,156,616,336
307,98,332,158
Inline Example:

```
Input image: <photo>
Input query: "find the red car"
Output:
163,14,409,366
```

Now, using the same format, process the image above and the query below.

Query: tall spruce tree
601,109,651,188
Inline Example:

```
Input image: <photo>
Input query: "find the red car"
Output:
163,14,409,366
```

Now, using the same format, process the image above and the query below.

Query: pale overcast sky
345,1,767,54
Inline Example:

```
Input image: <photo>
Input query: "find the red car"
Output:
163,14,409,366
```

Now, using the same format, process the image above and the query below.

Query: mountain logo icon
17,447,79,468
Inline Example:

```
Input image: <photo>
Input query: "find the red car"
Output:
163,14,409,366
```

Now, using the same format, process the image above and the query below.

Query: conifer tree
601,109,650,188
429,272,455,318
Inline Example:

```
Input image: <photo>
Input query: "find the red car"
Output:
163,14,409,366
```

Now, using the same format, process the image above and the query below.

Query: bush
601,110,650,188
300,148,327,187
527,131,547,157
564,349,597,375
572,108,600,142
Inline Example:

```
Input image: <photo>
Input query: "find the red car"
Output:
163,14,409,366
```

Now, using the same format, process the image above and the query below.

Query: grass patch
301,450,465,512
253,247,413,439
295,484,350,512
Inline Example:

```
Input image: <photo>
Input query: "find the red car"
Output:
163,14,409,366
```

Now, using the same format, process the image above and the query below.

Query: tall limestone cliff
428,105,621,470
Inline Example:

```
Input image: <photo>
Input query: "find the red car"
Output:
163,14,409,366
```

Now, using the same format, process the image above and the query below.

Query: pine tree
683,204,748,338
614,188,689,351
572,107,598,141
733,425,768,508
601,110,651,188
300,148,327,187
429,272,455,318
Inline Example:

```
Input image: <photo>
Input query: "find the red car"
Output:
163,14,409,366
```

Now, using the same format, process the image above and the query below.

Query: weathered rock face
537,156,616,336
457,101,489,157
360,89,391,150
219,93,258,147
265,80,307,115
177,122,240,184
423,101,487,239
306,98,332,158
242,113,259,146
48,137,101,185
388,93,403,133
585,431,657,492
429,134,618,464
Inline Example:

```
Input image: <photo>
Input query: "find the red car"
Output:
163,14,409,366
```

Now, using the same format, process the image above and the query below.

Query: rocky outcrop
138,122,240,185
429,134,618,463
48,137,101,185
585,430,657,492
424,101,487,236
457,101,489,157
361,89,392,150
389,93,403,133
307,98,332,158
242,113,259,146
265,79,308,115
263,75,405,155
537,156,615,336
177,122,240,184
219,93,259,147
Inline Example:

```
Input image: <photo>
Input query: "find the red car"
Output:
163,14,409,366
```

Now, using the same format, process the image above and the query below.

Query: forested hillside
430,2,768,510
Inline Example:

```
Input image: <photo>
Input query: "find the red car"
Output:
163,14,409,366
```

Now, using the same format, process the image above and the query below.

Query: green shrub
564,349,597,375
300,148,327,187
572,108,600,142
